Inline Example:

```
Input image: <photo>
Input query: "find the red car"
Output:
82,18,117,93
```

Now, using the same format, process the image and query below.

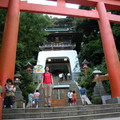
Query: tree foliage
75,6,120,100
51,16,75,28
78,67,95,100
16,12,52,102
0,9,7,48
79,39,104,66
0,10,52,102
16,12,52,71
0,11,52,70
19,70,37,103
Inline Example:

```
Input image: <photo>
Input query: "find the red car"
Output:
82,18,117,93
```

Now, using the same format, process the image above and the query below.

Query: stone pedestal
92,81,108,104
14,80,25,108
15,91,25,108
106,97,120,104
93,81,107,96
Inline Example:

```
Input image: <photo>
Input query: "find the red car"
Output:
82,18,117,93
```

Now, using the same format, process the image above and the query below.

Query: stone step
3,107,120,119
3,112,120,120
3,104,120,119
3,104,120,113
93,117,120,120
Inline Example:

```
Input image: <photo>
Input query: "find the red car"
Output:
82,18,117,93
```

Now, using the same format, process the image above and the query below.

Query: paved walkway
93,117,120,120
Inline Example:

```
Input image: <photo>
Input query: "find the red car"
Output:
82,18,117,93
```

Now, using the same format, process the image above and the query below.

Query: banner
33,65,43,73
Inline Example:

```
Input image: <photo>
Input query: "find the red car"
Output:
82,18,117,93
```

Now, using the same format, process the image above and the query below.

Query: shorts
73,98,77,103
81,95,87,102
34,98,40,102
68,98,73,103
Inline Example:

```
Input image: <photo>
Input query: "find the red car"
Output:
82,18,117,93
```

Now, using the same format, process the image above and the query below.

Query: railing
39,43,76,50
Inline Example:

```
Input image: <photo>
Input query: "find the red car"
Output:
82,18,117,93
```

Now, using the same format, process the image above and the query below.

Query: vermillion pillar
96,2,120,97
0,0,20,117
0,0,20,89
0,95,2,120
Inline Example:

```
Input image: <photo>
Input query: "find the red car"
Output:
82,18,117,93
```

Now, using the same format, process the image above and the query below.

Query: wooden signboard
51,85,70,107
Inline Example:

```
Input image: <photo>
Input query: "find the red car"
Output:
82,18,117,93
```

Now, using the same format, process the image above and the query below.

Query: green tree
78,67,95,100
76,6,112,102
16,13,52,102
78,39,104,66
73,6,103,65
51,16,75,28
78,60,110,101
0,11,52,70
16,12,52,71
112,23,120,53
0,9,7,48
20,70,37,103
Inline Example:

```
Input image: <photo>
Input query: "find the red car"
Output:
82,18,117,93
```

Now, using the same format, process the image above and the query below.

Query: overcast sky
27,0,79,18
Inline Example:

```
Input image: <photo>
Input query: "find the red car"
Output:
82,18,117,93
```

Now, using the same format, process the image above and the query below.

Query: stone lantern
14,71,25,108
92,68,107,104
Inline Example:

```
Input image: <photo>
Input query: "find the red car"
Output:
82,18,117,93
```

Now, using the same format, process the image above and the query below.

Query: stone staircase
39,76,82,107
2,104,120,120
3,77,120,120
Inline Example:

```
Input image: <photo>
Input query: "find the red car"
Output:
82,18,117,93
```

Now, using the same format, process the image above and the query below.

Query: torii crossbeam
0,0,120,22
0,0,120,118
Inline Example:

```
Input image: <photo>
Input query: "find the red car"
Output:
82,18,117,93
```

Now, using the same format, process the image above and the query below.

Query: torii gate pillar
97,2,120,98
0,0,20,91
0,1,20,115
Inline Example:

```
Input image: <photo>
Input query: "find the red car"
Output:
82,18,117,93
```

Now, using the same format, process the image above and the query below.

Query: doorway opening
46,57,71,76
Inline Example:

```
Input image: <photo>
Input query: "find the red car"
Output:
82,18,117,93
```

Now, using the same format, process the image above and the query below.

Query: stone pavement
93,117,120,120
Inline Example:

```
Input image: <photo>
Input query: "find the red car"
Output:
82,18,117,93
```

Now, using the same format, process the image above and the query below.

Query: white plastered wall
37,50,81,80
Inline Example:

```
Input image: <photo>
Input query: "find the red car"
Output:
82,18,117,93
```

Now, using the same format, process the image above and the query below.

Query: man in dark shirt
80,85,87,105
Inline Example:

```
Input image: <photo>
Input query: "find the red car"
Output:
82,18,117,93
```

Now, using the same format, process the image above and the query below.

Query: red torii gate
0,0,120,118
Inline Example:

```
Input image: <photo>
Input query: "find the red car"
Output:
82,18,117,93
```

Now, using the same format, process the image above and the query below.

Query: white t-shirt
59,73,63,78
67,92,73,99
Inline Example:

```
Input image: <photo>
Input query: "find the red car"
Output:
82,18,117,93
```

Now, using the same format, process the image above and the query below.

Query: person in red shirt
41,66,54,107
